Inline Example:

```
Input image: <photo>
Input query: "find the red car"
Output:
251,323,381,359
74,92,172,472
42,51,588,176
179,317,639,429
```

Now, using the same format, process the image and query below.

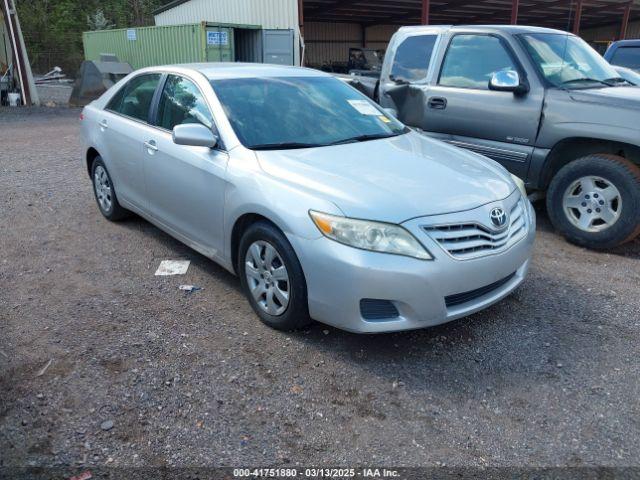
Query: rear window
390,35,437,83
106,74,161,123
610,46,640,70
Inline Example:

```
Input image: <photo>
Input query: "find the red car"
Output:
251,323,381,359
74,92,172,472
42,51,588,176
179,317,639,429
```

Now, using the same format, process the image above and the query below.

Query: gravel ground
1,108,640,472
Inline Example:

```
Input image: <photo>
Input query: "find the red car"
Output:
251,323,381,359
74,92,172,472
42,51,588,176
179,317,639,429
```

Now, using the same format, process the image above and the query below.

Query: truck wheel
546,154,640,249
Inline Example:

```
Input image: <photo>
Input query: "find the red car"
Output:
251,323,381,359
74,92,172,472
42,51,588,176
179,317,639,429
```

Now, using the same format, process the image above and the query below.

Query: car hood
255,132,515,223
569,85,640,109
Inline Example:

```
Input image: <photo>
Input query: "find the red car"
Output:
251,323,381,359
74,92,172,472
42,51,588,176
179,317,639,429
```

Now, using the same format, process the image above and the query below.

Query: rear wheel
91,156,129,221
238,222,312,331
546,154,640,249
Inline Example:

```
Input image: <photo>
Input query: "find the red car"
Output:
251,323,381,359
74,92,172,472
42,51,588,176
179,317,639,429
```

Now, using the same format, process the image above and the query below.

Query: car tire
546,154,640,249
91,156,129,221
238,221,312,331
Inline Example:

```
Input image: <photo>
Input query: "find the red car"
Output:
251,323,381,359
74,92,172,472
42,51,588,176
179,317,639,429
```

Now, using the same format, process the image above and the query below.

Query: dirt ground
1,108,640,472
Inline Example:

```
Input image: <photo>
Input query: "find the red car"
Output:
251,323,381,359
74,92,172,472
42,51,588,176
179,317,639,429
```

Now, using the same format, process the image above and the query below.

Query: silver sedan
80,63,536,333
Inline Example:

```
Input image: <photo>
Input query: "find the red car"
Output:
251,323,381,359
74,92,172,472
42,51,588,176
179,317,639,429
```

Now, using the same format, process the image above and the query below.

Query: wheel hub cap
244,240,290,316
94,165,112,213
562,175,622,233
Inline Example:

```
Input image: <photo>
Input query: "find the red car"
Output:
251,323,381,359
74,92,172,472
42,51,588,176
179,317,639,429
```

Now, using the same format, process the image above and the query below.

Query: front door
423,33,544,179
143,74,228,259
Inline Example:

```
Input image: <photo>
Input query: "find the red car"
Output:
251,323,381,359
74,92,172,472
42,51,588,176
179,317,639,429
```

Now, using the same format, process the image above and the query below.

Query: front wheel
238,222,312,331
546,154,640,249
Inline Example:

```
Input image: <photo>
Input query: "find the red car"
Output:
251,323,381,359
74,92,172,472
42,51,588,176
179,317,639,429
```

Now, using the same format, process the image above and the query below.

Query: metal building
152,0,639,71
153,0,300,65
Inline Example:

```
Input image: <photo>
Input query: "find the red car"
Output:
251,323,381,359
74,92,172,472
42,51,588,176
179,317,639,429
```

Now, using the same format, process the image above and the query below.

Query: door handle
428,97,447,110
99,119,108,130
144,140,158,153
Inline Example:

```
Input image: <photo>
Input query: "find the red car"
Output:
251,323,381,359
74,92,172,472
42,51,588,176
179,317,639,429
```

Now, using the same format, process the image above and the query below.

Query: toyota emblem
490,207,508,228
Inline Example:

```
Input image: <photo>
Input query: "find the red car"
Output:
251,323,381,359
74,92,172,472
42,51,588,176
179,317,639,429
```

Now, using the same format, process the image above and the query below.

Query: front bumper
288,195,536,333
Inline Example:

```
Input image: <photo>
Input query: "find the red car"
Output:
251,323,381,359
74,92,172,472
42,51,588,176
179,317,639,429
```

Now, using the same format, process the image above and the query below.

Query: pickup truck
349,25,640,250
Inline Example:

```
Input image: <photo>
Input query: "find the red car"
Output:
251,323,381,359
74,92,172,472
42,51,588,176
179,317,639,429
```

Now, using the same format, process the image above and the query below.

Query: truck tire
546,154,640,250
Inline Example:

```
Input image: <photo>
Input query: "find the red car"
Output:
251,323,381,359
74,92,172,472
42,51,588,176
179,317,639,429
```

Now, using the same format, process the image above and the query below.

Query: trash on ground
155,260,190,276
100,419,114,431
179,284,202,294
36,359,53,377
68,472,93,480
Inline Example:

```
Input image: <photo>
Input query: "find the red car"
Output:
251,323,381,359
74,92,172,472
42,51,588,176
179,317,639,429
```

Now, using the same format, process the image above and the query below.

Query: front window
156,75,214,131
439,34,517,90
210,76,407,150
521,33,621,88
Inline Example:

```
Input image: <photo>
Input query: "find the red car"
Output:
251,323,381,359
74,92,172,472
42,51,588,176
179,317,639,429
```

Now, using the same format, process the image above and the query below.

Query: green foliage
16,0,172,74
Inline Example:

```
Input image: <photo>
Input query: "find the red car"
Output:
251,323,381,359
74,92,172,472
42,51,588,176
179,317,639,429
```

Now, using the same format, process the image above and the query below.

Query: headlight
511,174,527,198
309,211,432,260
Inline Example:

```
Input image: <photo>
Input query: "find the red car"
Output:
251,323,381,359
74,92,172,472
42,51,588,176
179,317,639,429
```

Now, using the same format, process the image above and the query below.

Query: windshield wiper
327,132,403,146
561,77,615,87
604,76,632,85
249,142,321,150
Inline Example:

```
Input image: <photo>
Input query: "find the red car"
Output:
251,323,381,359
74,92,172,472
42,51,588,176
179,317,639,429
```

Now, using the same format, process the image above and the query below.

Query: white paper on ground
155,260,190,276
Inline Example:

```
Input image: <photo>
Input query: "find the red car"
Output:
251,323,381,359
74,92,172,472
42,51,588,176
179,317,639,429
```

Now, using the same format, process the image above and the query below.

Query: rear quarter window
390,35,437,83
610,46,640,70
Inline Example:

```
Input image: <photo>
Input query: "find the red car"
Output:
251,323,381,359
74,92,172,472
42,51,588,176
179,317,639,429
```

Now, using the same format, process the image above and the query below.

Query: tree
16,0,172,74
87,9,114,31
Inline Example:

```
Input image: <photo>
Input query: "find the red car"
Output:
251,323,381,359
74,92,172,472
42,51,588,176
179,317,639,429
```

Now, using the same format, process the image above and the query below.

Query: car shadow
533,200,640,258
288,266,615,398
116,214,243,293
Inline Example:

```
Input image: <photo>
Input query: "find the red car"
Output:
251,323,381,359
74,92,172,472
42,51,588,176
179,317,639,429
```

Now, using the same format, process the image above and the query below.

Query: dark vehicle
369,25,640,250
604,39,640,72
347,48,385,72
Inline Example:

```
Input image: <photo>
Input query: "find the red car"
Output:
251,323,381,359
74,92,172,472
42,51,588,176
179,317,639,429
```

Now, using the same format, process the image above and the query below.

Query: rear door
101,73,162,210
263,30,294,65
421,33,543,179
143,73,228,258
378,31,440,125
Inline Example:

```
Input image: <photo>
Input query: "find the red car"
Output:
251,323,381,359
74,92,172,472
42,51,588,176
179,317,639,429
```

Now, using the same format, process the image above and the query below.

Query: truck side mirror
489,70,529,94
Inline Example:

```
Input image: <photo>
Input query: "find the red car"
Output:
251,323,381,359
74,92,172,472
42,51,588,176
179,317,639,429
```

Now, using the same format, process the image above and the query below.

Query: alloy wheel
562,175,622,232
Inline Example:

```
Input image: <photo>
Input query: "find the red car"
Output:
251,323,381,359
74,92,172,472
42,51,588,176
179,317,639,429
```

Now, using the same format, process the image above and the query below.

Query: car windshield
210,76,406,150
520,33,622,88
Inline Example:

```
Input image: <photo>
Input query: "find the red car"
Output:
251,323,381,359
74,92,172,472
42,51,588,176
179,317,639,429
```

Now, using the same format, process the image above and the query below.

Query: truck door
379,31,440,128
420,33,544,179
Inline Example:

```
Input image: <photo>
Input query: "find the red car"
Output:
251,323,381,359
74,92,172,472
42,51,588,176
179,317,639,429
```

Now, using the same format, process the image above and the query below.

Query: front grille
360,299,399,321
423,199,527,260
445,272,516,308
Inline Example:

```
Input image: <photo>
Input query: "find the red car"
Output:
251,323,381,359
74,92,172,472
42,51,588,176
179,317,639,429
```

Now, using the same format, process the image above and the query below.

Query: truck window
610,47,640,71
390,35,437,83
439,34,516,90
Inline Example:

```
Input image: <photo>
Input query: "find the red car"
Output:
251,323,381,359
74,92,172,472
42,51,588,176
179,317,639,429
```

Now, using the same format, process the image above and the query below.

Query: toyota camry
80,63,535,333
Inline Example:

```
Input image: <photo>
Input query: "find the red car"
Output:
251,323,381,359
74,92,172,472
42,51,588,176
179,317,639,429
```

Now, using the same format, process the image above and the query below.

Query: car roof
397,24,571,36
139,62,332,80
608,39,640,47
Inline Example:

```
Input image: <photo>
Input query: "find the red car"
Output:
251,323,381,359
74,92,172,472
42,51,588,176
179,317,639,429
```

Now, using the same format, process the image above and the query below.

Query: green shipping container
82,23,249,69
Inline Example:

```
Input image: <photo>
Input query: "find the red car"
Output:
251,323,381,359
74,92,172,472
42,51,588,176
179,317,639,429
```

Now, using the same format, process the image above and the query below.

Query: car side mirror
489,70,529,94
172,124,218,148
